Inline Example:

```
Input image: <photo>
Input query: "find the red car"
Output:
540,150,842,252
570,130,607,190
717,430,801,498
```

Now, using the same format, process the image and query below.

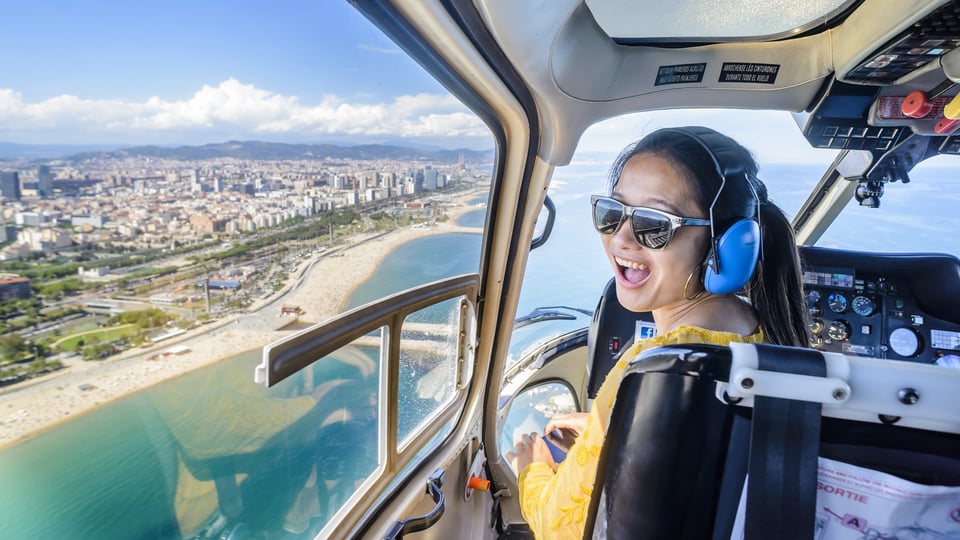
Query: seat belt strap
745,345,825,540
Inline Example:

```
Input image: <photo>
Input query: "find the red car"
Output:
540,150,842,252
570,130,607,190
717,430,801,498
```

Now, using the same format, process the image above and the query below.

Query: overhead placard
655,63,707,86
719,62,780,84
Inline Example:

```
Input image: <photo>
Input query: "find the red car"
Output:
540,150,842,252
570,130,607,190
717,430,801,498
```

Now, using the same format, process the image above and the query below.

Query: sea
1,158,959,539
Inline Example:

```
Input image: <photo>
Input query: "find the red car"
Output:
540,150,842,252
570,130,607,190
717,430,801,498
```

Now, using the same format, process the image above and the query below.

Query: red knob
902,91,933,118
935,116,960,134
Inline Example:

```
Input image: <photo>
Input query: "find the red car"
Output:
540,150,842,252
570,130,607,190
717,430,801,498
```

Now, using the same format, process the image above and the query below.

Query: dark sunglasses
590,195,711,249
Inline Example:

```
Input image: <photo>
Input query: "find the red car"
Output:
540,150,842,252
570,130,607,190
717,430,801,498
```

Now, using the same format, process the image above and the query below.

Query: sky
0,1,835,165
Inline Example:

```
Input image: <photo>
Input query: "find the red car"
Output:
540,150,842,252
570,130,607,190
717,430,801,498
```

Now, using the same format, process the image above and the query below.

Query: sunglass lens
630,209,672,249
593,198,624,234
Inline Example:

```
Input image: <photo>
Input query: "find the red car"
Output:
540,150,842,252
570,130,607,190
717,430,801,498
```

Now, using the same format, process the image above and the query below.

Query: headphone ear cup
703,219,760,294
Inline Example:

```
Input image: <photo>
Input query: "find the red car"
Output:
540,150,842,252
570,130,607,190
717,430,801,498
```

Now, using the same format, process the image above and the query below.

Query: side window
499,381,578,464
148,333,382,537
398,297,468,448
259,276,478,536
0,3,493,539
306,337,382,522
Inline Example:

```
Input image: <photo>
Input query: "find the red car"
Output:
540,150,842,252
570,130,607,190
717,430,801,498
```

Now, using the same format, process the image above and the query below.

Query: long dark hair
606,126,808,347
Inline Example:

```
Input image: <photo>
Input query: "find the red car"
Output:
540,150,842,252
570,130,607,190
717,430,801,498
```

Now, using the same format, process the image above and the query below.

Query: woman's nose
613,217,639,246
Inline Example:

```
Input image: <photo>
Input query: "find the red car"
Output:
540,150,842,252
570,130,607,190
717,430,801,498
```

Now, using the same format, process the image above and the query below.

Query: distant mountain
0,142,131,160
377,139,449,152
64,141,493,163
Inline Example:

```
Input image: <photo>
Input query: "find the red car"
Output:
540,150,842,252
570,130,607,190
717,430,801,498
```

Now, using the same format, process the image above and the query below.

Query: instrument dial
827,293,847,313
889,327,921,357
851,295,875,317
808,319,824,335
827,320,850,342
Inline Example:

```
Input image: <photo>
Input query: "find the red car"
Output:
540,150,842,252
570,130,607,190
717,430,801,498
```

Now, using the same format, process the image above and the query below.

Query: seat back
586,278,654,399
584,343,960,540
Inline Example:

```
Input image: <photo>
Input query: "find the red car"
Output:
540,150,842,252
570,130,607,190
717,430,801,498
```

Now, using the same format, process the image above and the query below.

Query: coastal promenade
0,192,485,448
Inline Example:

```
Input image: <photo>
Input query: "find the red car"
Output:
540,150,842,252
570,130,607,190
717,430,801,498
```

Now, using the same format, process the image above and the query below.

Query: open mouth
614,256,650,285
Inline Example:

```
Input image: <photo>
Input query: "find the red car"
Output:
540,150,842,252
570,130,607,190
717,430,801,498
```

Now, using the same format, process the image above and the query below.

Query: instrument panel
801,246,960,366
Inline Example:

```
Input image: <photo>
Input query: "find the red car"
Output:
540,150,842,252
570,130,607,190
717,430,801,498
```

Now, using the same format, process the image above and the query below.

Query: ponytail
749,202,808,347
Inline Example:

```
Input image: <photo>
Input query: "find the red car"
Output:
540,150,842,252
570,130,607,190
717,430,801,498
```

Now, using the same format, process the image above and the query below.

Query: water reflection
0,347,379,539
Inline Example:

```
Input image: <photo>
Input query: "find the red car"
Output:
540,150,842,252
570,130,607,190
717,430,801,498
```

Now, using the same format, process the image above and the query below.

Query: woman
507,126,808,539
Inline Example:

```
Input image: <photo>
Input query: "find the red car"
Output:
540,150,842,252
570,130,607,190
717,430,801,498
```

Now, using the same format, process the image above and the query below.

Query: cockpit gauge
827,293,847,314
889,327,921,357
827,320,851,341
806,290,821,305
851,295,876,317
809,319,824,335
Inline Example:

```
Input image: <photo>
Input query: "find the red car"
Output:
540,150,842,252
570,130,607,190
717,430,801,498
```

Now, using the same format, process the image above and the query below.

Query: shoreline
0,191,486,449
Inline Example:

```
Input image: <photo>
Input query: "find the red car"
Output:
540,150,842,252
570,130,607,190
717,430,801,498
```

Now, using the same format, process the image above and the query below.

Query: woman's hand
506,432,555,474
545,412,589,436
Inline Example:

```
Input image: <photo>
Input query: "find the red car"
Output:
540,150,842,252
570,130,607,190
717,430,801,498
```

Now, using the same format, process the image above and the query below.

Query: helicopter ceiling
471,0,960,178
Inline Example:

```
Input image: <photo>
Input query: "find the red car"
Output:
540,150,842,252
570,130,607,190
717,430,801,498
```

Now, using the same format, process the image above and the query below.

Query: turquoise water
0,349,381,539
0,390,179,538
2,160,959,539
0,231,485,540
345,233,482,308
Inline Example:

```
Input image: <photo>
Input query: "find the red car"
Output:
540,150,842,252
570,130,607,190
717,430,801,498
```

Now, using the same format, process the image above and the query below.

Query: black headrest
585,278,654,399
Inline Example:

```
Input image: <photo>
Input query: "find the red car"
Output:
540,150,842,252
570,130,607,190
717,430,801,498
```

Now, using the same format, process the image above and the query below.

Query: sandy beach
0,191,486,448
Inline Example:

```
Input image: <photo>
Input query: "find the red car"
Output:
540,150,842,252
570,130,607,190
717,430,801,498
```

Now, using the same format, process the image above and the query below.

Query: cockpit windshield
815,157,960,255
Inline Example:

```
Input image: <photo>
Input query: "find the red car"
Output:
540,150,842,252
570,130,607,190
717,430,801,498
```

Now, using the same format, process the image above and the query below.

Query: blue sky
3,2,432,102
0,1,486,148
0,0,837,164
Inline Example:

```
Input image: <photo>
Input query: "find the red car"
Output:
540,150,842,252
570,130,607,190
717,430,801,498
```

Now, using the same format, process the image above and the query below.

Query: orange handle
468,476,490,491
902,90,933,118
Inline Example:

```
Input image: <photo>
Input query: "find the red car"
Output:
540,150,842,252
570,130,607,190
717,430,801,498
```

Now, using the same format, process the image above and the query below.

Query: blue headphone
669,127,762,295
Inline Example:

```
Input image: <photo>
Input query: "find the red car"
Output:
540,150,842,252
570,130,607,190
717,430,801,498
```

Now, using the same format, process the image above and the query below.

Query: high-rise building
0,226,16,243
37,166,54,198
415,169,425,192
424,167,439,191
0,172,21,201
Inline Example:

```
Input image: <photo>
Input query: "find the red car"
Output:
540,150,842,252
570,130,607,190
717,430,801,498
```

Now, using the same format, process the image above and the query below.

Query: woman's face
601,153,712,313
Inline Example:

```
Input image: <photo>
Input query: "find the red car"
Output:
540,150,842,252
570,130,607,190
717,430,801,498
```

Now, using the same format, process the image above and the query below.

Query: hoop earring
683,263,705,301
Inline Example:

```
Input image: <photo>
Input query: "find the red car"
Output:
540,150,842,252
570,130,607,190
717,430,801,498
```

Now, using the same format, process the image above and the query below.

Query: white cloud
0,78,490,144
578,109,839,165
357,44,403,55
0,81,839,161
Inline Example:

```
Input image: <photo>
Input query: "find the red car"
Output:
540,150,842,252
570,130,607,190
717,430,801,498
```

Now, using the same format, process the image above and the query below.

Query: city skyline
3,1,839,164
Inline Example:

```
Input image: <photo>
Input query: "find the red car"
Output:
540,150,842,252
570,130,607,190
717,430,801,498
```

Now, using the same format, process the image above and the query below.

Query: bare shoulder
695,295,759,337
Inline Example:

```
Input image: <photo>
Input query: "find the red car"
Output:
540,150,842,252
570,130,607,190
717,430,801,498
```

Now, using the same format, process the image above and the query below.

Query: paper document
732,456,960,539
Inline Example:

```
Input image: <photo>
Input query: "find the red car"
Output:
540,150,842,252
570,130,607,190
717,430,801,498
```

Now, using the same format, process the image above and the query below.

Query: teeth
615,256,647,270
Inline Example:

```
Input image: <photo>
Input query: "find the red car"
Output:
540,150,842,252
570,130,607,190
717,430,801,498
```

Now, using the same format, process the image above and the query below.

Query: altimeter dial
851,295,875,317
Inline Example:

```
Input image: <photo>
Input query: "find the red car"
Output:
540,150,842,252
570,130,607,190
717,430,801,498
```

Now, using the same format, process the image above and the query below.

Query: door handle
384,468,446,539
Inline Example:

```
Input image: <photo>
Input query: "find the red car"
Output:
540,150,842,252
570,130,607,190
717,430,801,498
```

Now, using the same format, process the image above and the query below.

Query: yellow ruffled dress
517,325,765,539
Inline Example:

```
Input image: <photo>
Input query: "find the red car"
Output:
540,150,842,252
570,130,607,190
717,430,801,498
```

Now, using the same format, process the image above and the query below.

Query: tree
0,334,26,363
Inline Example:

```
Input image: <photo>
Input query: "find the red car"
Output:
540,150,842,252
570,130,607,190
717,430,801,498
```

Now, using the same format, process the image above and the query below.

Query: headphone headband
666,126,747,186
660,126,762,294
